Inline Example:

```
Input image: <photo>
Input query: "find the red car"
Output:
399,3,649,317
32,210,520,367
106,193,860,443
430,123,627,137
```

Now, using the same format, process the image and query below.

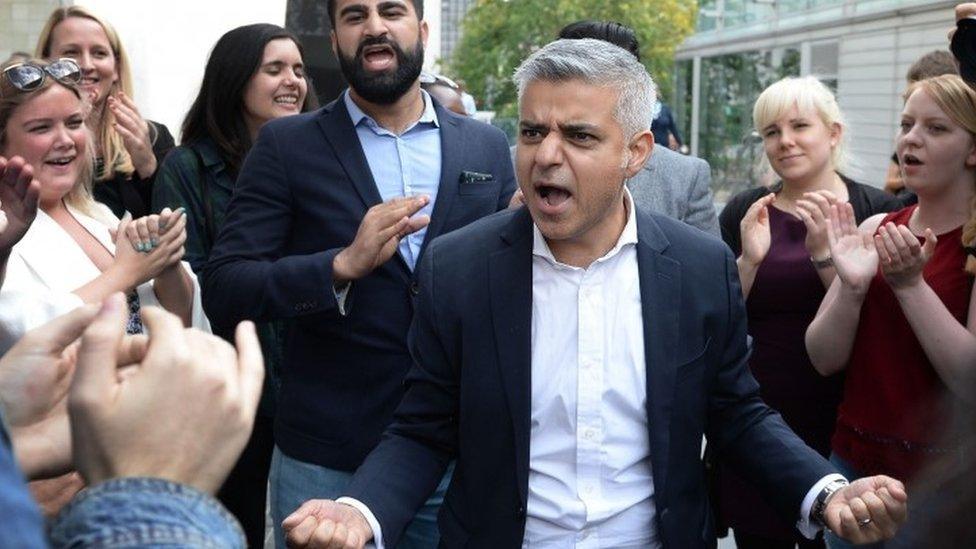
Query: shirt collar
343,88,440,132
532,187,639,267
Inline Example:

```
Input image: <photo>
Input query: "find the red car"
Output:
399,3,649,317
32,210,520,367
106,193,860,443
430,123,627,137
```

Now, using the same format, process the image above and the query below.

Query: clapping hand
795,190,839,261
826,203,878,295
0,156,40,256
107,93,157,179
875,222,936,290
333,196,430,283
739,193,776,267
110,208,187,288
824,476,908,544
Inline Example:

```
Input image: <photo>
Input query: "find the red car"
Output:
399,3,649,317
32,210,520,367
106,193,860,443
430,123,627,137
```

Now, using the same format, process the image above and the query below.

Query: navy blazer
201,96,516,471
345,207,837,548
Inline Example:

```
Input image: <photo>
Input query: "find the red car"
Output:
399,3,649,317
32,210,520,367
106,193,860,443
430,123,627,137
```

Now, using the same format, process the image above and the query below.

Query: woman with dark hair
151,23,317,547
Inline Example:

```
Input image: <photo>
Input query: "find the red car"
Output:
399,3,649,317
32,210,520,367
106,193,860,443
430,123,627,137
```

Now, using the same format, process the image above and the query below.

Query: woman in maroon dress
807,74,976,548
718,76,900,548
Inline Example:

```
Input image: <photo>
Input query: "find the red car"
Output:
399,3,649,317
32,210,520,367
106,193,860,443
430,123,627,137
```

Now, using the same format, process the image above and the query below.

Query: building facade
1,0,63,62
675,0,956,200
440,0,475,66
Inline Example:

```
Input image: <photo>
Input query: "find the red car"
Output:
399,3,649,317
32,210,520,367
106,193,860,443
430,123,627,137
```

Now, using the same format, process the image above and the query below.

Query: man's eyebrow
519,120,546,130
558,123,598,134
378,0,409,10
339,4,367,17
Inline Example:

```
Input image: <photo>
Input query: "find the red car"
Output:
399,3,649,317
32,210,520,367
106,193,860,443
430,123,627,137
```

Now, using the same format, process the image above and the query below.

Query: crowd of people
0,0,973,548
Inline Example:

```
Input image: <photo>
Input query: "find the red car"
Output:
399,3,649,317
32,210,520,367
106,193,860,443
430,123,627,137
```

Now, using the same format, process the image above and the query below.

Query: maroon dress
833,205,973,482
718,206,845,540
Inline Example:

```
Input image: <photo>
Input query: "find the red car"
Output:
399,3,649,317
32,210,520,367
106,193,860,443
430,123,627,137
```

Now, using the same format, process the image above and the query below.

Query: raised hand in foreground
68,293,264,494
0,304,98,479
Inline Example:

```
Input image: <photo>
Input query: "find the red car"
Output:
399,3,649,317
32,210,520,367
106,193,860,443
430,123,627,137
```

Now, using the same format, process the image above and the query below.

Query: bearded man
200,1,516,547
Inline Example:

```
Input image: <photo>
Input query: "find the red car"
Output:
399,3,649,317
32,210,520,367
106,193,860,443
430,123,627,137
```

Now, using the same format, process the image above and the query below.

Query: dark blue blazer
201,96,516,471
345,207,837,548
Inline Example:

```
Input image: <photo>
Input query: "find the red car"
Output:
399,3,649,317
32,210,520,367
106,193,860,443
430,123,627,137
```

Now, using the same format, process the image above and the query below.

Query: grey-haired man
282,39,908,549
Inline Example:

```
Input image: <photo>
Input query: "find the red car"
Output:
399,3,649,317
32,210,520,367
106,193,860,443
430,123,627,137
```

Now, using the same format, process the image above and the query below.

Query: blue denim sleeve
49,477,245,548
0,420,48,549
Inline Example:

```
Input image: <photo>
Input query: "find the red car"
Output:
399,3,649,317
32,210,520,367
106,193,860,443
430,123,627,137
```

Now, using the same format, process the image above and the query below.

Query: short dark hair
558,20,640,62
181,24,319,176
327,0,424,27
907,50,958,83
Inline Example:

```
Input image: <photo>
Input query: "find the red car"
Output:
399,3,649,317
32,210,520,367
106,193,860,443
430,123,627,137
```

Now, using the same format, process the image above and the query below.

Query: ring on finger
857,517,872,527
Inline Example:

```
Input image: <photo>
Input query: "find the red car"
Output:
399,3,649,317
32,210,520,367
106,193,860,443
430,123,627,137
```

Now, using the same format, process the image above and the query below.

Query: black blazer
201,96,516,470
346,207,836,548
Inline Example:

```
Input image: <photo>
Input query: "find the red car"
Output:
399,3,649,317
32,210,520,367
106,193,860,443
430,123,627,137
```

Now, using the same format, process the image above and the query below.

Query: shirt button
584,429,596,440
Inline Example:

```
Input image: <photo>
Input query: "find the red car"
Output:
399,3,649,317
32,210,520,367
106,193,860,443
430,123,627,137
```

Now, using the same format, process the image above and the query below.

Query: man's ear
420,20,429,49
624,130,654,179
330,30,338,57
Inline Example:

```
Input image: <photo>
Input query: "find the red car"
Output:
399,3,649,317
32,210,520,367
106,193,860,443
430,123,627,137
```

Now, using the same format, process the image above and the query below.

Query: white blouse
0,202,210,353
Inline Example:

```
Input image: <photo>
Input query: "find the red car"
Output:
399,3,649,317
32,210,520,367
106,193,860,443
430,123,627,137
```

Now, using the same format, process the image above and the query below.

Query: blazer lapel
488,208,534,503
16,209,104,292
316,97,384,209
418,105,464,263
69,205,116,252
635,211,680,501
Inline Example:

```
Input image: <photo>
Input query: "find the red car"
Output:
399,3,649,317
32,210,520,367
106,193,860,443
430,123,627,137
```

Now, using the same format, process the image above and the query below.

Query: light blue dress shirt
344,90,442,271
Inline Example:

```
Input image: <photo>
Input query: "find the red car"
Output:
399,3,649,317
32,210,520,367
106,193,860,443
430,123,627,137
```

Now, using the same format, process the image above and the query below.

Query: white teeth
274,96,298,105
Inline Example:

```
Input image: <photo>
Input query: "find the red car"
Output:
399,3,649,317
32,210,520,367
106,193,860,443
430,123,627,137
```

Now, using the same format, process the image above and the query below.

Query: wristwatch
810,255,834,269
811,478,849,527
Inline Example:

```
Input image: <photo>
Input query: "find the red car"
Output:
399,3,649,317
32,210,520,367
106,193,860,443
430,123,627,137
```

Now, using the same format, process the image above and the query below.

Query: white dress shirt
343,190,840,547
523,190,657,548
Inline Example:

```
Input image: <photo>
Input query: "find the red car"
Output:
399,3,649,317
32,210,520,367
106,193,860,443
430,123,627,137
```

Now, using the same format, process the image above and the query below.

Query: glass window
698,47,801,202
673,60,694,150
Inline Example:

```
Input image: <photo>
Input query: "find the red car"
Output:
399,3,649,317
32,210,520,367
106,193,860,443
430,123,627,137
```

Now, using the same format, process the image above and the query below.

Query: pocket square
459,171,494,184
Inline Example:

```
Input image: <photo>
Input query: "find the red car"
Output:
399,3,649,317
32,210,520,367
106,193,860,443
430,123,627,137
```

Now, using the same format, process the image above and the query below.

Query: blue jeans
825,454,884,549
270,446,452,549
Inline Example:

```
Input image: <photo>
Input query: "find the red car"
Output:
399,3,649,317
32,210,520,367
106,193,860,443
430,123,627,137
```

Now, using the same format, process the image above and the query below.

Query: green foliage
447,0,698,117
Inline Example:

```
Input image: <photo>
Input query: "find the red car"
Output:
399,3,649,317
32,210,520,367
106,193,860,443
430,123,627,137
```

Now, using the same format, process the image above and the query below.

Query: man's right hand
333,196,430,284
283,500,373,548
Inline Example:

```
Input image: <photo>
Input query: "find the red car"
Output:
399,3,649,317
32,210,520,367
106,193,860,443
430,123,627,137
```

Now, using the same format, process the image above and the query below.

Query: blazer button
409,282,420,296
517,505,525,517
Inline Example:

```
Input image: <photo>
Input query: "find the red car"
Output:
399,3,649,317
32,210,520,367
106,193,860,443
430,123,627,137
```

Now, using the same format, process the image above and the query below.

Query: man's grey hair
513,38,657,140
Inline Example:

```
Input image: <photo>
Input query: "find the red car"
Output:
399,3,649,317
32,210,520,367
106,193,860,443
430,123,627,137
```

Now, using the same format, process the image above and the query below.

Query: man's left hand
824,475,908,543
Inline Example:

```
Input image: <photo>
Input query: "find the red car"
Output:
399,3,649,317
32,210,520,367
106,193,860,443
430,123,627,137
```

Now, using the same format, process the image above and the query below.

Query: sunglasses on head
2,58,82,95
